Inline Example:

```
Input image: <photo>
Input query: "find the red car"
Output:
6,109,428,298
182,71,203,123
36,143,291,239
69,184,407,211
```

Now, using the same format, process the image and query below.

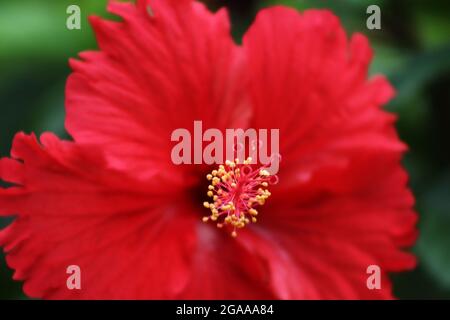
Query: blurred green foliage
0,0,449,299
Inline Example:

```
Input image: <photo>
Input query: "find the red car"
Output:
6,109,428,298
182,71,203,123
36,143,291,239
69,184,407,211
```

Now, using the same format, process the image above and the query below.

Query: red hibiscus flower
0,0,417,299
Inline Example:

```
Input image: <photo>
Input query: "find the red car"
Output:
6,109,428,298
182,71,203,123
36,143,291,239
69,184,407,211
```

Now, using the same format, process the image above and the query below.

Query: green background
0,0,449,299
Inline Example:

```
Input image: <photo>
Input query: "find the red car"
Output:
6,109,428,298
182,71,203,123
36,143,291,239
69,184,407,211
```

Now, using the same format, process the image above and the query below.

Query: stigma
202,157,278,237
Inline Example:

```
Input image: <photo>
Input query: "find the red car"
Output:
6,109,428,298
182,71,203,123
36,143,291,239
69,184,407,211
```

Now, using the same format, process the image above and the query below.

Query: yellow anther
260,169,270,177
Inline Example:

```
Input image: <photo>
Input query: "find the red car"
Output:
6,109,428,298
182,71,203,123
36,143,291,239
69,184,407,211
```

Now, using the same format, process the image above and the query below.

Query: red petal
0,133,198,299
257,155,417,298
66,0,249,179
243,8,416,298
243,8,399,175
